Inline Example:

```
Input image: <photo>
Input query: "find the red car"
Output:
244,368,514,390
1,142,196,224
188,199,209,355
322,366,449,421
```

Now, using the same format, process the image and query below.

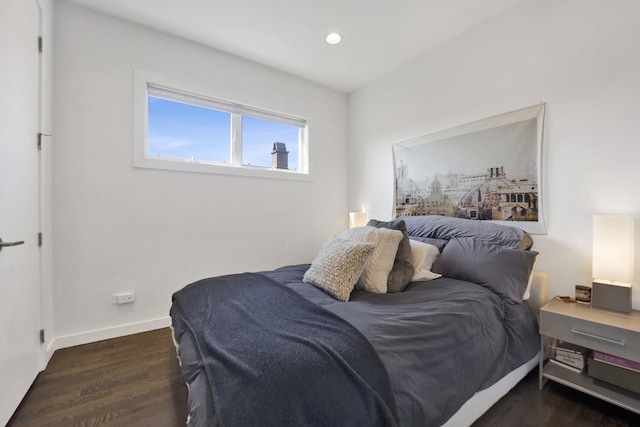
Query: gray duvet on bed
261,264,539,427
172,263,539,427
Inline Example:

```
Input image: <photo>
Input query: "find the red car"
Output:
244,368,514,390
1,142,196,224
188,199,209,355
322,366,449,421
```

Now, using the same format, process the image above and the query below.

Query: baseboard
45,316,171,361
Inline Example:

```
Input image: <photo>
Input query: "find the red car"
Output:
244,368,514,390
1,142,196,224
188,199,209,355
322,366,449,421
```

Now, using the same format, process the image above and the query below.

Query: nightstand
539,297,640,414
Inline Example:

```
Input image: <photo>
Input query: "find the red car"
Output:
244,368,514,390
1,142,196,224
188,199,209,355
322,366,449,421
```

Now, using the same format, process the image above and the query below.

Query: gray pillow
433,237,538,304
367,219,414,292
401,215,534,250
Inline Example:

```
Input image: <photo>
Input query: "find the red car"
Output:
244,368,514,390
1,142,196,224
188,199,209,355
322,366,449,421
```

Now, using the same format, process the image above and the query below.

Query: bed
170,215,548,427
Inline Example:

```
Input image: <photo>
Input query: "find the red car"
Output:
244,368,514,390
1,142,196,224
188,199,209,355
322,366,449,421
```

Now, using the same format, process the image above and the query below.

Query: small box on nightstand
575,285,591,304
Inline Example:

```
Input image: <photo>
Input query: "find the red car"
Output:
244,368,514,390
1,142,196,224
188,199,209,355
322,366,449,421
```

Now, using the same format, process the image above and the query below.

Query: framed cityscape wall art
392,103,546,234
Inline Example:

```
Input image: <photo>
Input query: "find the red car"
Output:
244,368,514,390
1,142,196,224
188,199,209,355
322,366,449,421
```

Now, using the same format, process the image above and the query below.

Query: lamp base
591,282,632,313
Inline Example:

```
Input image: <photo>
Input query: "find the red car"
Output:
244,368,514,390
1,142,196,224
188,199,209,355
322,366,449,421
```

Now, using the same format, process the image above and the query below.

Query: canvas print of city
393,104,545,234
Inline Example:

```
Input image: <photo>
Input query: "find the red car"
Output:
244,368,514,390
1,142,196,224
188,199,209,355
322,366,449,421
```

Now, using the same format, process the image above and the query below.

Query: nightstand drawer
540,309,640,363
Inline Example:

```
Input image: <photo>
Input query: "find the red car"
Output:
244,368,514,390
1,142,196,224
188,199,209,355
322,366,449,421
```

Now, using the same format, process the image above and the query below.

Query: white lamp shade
349,212,369,228
592,214,634,285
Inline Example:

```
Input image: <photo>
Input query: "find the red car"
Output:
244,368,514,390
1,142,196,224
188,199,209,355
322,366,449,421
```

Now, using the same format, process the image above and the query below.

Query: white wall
52,1,348,345
349,0,640,309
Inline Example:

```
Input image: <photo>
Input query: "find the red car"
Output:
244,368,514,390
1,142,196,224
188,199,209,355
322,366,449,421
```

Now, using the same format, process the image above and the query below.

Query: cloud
149,136,192,151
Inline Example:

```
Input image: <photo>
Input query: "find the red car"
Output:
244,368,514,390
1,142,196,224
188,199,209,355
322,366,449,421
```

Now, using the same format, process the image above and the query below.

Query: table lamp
349,212,369,229
592,214,634,312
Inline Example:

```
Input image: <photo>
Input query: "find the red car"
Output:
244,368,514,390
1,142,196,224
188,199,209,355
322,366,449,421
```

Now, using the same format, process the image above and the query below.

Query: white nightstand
539,297,640,414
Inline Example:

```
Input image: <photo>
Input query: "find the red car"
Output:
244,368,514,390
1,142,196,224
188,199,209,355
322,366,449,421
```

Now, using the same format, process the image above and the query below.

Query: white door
0,0,42,424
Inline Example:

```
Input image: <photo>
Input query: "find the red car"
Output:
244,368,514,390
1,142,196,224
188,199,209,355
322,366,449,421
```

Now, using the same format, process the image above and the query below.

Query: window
133,70,309,179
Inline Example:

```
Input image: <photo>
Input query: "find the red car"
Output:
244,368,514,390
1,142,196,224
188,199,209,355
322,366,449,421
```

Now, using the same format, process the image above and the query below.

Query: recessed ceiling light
325,33,342,45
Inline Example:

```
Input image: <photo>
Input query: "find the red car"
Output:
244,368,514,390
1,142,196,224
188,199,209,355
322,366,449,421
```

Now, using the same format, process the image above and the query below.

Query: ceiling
65,0,526,93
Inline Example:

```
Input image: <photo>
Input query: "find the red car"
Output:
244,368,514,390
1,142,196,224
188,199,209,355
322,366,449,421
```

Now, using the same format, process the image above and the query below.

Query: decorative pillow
340,226,404,293
303,236,375,302
522,257,540,301
409,240,442,281
433,237,538,304
367,219,414,292
409,236,448,252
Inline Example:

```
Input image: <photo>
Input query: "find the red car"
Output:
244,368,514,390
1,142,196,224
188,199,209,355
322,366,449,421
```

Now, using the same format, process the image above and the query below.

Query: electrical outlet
112,292,135,304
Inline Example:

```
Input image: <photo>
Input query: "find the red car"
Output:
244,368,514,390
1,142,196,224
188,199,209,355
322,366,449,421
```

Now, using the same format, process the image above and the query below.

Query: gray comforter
172,264,539,427
261,264,539,427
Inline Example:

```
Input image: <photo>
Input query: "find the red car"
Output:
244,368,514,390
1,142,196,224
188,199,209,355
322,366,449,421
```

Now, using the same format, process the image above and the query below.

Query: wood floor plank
8,327,640,426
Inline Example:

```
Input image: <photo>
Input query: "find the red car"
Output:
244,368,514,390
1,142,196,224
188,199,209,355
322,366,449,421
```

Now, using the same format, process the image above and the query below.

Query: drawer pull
571,328,625,346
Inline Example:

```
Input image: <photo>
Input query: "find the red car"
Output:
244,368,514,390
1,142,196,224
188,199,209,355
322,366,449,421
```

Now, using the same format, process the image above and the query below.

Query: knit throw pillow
303,236,375,301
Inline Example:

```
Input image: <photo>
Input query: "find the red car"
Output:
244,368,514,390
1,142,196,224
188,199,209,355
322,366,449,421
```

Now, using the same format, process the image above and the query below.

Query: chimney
271,142,289,170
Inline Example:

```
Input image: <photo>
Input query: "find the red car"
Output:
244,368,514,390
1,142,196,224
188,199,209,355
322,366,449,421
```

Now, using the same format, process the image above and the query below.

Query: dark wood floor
8,328,640,426
474,369,640,427
8,328,188,427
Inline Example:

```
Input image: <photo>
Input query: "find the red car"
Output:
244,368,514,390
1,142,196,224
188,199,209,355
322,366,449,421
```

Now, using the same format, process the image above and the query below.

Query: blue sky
148,97,298,169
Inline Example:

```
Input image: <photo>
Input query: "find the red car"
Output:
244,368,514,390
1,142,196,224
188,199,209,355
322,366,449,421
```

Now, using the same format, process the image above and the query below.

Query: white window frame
133,69,310,180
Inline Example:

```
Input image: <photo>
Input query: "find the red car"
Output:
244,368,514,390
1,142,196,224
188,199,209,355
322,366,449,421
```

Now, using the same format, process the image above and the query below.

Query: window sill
133,156,311,181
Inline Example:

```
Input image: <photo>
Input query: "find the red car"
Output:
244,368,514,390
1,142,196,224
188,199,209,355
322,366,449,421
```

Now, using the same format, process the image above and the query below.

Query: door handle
0,238,25,252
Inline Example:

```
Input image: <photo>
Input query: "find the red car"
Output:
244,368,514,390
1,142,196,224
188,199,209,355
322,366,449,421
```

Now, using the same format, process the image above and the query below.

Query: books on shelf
553,342,589,370
548,358,584,373
592,351,640,373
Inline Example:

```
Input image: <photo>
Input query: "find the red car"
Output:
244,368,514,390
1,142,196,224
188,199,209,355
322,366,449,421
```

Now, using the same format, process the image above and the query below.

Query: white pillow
522,255,539,301
303,236,375,302
341,226,403,293
409,240,442,281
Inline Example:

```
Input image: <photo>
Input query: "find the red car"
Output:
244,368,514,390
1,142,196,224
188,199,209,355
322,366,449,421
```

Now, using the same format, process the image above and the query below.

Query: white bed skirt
441,352,539,427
